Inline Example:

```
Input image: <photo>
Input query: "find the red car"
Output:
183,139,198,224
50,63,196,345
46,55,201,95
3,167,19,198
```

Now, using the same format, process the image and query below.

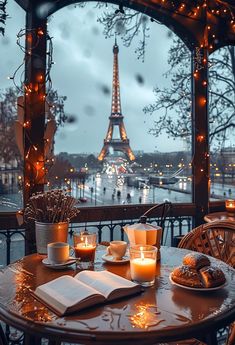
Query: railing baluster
110,221,114,241
6,231,11,266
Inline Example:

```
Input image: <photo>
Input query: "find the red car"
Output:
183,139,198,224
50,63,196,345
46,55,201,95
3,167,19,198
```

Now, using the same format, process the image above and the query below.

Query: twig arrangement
24,189,79,224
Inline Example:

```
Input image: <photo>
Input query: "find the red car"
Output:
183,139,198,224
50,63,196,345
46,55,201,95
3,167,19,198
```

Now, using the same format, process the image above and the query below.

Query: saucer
42,257,76,269
102,254,129,264
169,273,227,291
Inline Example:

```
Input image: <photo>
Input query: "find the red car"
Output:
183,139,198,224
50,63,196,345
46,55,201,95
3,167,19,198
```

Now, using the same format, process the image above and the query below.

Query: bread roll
199,266,226,288
183,253,211,270
171,265,203,288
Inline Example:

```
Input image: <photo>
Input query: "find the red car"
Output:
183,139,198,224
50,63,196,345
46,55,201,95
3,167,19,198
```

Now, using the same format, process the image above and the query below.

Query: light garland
9,27,57,192
149,0,235,52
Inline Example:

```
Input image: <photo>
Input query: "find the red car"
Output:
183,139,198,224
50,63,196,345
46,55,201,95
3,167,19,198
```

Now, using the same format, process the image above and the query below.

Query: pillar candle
130,257,156,282
74,243,96,262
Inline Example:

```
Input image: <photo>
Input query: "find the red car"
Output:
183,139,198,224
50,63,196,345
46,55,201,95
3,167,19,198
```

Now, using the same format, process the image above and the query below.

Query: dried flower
24,189,79,224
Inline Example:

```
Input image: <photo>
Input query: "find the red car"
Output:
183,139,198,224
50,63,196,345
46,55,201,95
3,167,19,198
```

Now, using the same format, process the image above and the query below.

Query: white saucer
169,273,227,291
102,254,129,264
42,257,76,269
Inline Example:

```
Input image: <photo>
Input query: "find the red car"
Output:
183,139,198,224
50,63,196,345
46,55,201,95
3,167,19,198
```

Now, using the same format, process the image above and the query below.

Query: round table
204,211,235,223
0,247,235,345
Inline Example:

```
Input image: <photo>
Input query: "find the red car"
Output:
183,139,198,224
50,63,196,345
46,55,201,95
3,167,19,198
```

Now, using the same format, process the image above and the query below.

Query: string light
11,26,56,192
197,135,205,142
145,0,235,53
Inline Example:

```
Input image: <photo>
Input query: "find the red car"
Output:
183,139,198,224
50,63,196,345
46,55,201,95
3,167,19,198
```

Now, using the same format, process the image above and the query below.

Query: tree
0,0,7,36
0,87,21,163
97,6,150,61
144,38,235,151
73,2,150,61
0,87,67,164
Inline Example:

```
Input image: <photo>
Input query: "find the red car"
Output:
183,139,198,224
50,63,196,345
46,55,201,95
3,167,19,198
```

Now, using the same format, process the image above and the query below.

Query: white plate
42,257,76,269
102,254,130,264
169,273,227,291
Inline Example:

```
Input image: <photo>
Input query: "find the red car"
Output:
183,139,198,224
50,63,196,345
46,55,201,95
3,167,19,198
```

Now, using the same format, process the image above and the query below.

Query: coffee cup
47,242,70,264
107,240,127,260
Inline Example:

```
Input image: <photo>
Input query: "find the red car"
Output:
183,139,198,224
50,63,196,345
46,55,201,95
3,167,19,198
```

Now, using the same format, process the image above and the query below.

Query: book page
75,270,140,300
35,275,104,315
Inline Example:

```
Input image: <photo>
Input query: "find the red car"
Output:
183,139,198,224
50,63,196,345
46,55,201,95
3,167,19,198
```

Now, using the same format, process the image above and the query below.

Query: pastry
183,253,211,270
171,265,203,288
199,266,226,288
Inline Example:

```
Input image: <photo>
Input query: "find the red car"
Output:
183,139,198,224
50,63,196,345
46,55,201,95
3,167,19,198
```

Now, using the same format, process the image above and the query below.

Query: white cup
47,242,70,264
107,240,127,260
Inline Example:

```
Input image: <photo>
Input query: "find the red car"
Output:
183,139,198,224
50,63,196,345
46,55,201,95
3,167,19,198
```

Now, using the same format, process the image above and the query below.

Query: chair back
142,201,172,244
178,220,235,268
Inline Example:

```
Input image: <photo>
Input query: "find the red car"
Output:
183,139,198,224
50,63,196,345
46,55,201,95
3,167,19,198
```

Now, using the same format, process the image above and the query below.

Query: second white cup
47,242,70,264
107,240,127,260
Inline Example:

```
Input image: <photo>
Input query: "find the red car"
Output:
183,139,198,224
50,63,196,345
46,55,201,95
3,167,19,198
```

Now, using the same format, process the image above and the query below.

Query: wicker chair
178,220,235,268
178,220,235,345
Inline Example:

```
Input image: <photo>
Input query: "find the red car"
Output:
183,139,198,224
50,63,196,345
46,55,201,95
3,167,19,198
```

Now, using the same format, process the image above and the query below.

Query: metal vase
35,221,69,254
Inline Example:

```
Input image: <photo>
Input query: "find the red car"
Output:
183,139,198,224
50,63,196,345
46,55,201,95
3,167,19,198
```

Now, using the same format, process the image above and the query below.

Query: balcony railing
0,201,225,267
0,203,194,267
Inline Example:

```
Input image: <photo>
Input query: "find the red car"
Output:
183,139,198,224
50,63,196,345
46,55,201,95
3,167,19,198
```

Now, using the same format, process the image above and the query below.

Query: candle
75,243,96,262
130,257,156,282
225,199,235,214
73,231,97,266
130,245,157,287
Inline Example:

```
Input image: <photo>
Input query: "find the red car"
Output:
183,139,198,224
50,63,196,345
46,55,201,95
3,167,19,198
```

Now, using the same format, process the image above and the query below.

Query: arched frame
14,0,235,225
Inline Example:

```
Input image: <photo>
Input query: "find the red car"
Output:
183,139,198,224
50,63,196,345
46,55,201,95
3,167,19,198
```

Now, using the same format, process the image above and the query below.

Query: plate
102,254,130,264
169,273,227,291
42,257,76,269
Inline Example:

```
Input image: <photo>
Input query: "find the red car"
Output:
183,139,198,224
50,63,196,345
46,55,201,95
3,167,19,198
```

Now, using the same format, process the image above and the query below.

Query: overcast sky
1,1,187,154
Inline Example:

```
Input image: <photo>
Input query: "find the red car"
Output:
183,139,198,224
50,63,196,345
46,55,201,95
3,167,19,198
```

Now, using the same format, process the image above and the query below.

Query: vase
35,221,69,254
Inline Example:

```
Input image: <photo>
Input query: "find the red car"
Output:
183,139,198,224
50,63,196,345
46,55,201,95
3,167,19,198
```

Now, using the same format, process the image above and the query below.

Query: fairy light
197,135,205,142
37,28,44,36
12,27,55,192
23,121,30,128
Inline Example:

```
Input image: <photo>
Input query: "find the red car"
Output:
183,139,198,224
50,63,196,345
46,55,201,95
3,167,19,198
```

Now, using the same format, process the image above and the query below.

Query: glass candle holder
129,245,157,287
73,231,97,268
225,199,235,215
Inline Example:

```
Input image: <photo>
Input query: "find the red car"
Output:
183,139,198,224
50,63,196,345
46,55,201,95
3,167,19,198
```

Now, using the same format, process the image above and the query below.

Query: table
204,211,235,223
0,247,235,345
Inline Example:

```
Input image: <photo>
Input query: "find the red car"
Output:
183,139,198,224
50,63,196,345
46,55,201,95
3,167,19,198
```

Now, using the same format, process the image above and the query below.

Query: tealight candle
130,245,157,287
73,232,97,267
225,199,235,214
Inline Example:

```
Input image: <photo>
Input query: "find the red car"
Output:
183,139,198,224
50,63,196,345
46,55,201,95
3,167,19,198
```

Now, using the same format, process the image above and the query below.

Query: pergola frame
14,0,235,226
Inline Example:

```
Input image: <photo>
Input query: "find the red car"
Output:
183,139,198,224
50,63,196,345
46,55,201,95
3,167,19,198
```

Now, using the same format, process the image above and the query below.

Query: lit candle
225,199,235,214
74,236,96,262
130,246,156,286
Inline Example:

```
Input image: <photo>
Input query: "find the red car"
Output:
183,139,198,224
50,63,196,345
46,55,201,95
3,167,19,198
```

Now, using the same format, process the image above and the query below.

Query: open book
34,270,141,316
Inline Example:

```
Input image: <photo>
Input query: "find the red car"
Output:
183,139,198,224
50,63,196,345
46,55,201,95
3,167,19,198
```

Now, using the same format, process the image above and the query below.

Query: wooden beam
23,10,47,253
192,45,209,226
14,0,30,11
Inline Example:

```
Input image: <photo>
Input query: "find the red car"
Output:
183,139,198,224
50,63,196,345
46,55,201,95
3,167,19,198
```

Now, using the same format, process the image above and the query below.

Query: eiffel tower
98,40,135,161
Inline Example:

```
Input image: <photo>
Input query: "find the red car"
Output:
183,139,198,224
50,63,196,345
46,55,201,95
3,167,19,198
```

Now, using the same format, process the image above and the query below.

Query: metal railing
0,200,225,267
0,203,196,266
